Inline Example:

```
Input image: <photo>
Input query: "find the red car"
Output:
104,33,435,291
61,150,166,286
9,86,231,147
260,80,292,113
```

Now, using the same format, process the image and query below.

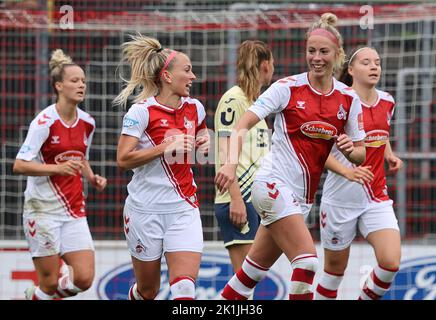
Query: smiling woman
12,49,107,300
215,12,367,301
113,34,210,300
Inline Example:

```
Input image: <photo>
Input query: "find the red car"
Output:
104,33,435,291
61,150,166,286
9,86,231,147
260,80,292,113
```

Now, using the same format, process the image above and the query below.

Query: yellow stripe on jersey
214,86,270,204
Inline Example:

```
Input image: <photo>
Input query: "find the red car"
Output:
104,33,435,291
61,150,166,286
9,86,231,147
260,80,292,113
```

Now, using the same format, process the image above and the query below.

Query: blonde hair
237,40,272,103
113,34,177,107
49,49,78,96
306,13,346,73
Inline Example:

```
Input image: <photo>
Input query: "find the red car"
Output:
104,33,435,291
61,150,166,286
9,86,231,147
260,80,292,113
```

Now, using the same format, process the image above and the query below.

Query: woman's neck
308,72,333,94
352,82,378,106
56,98,77,125
156,91,182,109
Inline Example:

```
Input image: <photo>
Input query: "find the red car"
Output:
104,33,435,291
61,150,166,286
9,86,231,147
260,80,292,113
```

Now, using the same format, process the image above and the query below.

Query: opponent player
315,47,403,300
214,40,274,273
13,49,107,300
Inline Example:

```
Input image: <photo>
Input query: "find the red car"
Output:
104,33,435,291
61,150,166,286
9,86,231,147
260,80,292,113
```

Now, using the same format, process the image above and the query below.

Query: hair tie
156,47,164,53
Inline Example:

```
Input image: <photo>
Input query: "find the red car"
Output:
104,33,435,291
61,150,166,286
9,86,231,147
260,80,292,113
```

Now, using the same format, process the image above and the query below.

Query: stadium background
0,0,435,299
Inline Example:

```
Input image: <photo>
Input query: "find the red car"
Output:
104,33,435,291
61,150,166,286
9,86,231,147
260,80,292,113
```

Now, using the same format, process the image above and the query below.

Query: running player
14,49,107,300
315,47,402,300
215,13,366,300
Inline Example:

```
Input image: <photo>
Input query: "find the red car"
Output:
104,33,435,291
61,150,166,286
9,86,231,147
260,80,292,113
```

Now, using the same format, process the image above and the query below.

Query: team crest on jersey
300,121,338,140
54,150,85,164
123,117,139,128
337,104,347,120
296,101,306,109
365,130,389,148
51,136,60,144
184,116,193,129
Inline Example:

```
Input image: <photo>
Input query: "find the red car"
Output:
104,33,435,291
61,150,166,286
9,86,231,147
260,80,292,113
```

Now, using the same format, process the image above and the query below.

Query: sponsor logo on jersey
123,117,139,128
365,130,389,148
296,101,306,109
382,256,436,300
37,113,51,125
160,119,169,127
337,104,347,120
51,135,60,144
300,121,338,140
97,253,288,300
220,107,235,126
54,150,85,164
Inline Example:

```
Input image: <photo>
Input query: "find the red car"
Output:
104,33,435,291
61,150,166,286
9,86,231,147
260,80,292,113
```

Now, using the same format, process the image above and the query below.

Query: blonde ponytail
113,34,175,108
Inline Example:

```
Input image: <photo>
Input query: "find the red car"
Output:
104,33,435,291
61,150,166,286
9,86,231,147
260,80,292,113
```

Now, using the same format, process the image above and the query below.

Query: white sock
315,270,344,300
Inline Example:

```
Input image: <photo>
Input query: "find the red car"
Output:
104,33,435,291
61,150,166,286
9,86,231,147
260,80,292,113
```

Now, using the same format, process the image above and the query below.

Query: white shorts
251,180,311,226
123,205,203,262
320,200,400,251
23,216,94,258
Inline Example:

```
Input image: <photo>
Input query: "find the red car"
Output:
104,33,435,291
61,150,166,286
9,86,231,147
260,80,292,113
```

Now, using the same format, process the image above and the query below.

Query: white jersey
322,89,396,208
249,72,366,205
121,96,207,214
16,104,95,219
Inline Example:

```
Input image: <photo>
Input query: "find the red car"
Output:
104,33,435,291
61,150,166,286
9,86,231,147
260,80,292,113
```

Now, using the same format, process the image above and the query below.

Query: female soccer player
215,13,366,300
214,40,274,273
115,35,210,300
14,49,107,300
315,47,403,300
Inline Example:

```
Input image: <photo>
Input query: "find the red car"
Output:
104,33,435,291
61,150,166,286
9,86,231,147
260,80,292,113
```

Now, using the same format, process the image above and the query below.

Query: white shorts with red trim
320,199,399,251
23,216,94,258
251,180,312,226
123,205,203,261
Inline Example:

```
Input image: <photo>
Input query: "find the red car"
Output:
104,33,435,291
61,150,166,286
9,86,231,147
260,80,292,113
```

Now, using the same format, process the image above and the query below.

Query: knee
377,258,400,272
38,272,59,292
73,273,94,291
324,256,348,275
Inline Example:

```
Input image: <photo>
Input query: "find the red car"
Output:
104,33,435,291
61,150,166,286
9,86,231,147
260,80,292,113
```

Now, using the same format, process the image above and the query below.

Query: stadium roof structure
0,3,435,31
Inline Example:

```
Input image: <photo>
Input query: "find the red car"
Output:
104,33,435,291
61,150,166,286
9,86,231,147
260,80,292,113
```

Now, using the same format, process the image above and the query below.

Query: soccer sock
170,276,196,300
221,256,269,300
33,286,55,300
289,253,318,300
55,273,83,298
128,283,145,300
359,264,398,300
315,270,344,300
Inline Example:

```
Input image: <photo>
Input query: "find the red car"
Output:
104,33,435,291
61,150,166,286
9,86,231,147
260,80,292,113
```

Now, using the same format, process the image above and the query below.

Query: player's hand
215,164,237,194
230,198,247,230
386,154,403,174
336,134,354,156
92,174,107,192
57,160,84,176
344,166,374,184
195,133,210,156
162,134,195,154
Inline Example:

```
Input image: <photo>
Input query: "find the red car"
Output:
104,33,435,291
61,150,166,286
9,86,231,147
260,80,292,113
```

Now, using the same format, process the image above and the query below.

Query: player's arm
117,134,194,170
324,153,373,184
336,137,366,166
215,111,261,193
13,159,84,177
218,136,247,228
384,140,403,174
81,160,107,192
